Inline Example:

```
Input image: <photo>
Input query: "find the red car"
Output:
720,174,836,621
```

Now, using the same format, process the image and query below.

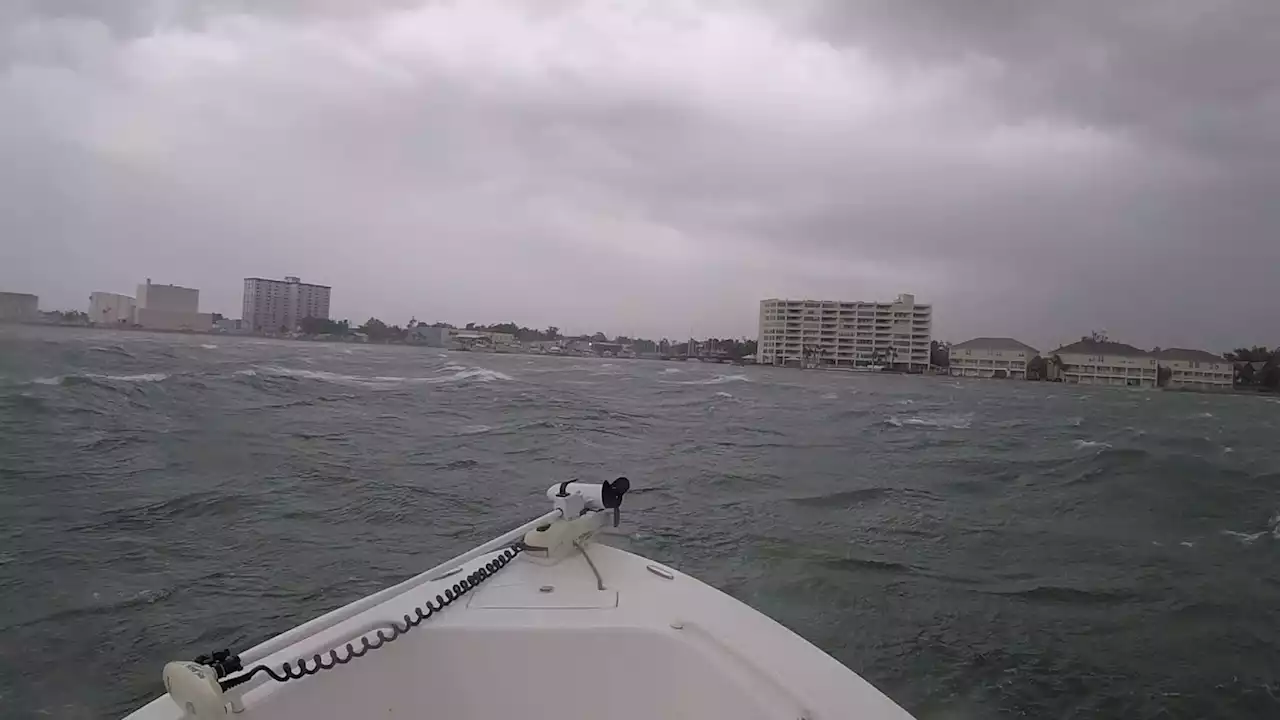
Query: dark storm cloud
1,1,1277,348
780,0,1280,348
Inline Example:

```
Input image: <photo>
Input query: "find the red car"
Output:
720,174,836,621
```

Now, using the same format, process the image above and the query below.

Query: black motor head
601,476,630,509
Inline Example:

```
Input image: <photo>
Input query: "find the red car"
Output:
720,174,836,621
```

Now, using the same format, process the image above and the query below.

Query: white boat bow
127,478,916,720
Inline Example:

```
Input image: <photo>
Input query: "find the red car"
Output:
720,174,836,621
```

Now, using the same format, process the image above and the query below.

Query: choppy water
2,325,1278,719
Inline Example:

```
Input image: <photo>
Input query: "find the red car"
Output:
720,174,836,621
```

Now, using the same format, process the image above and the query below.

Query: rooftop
761,297,930,307
1155,348,1228,363
951,337,1039,354
245,277,331,289
1051,339,1151,357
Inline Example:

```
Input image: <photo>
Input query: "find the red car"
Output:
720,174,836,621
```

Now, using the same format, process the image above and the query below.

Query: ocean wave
4,585,179,633
1222,530,1267,544
788,487,897,506
665,374,751,385
87,345,134,358
1073,439,1112,450
884,413,972,429
438,368,513,384
198,344,218,349
458,424,493,435
821,555,915,574
1228,512,1280,543
241,365,512,387
714,391,734,398
98,373,169,383
980,583,1137,604
33,372,169,386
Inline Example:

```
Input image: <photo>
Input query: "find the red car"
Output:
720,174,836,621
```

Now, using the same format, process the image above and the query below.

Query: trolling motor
520,477,630,563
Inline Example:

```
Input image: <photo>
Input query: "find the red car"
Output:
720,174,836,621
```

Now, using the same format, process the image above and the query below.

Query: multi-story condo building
757,293,932,371
949,337,1039,379
89,292,136,326
1154,348,1233,390
134,279,211,331
243,276,331,333
0,292,38,320
1050,339,1157,387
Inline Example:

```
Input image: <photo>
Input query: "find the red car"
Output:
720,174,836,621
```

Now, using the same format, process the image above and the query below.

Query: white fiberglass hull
127,495,916,720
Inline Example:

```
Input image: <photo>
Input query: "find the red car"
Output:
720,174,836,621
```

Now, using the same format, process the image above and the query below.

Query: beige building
0,292,38,320
134,279,212,331
1050,339,1157,387
89,292,136,326
757,294,932,371
949,337,1039,379
243,276,331,333
1155,348,1233,390
137,280,198,313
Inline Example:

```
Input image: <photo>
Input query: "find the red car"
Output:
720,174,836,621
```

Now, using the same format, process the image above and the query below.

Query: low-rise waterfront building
409,325,452,347
949,337,1039,379
1155,348,1233,390
1050,339,1157,387
134,279,211,331
89,292,136,326
0,292,38,320
213,317,246,333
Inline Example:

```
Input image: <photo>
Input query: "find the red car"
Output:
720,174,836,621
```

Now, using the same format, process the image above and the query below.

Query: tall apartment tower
757,293,933,371
242,276,331,333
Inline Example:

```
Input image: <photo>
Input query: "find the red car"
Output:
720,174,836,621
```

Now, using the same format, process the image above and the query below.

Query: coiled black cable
214,546,521,690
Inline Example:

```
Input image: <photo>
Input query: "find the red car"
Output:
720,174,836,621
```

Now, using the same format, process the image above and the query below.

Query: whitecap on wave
1073,439,1112,450
884,413,972,429
32,372,169,385
103,373,169,382
240,365,511,387
1222,530,1267,544
665,374,750,386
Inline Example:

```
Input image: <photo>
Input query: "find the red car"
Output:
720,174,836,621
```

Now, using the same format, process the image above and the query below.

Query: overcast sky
2,1,1277,349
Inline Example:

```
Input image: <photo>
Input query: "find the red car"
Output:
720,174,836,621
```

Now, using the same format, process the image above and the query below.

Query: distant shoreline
6,321,1273,397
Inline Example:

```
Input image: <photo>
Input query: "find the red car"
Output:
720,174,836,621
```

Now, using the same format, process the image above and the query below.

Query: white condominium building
89,292,136,326
243,276,331,333
949,337,1039,379
1051,339,1157,387
1154,349,1233,390
757,293,932,371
